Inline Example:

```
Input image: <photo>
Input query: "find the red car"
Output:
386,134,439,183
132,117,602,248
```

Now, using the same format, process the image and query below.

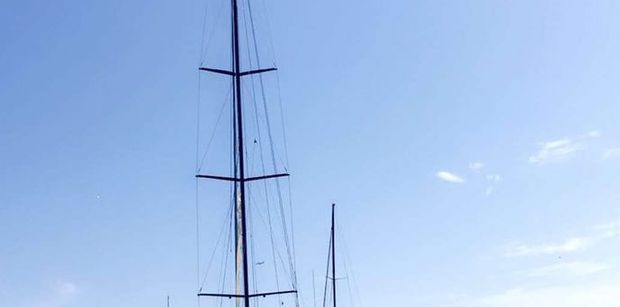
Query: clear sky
2,1,620,307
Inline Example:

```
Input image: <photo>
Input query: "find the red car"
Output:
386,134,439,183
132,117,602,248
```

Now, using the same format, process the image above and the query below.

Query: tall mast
331,203,337,307
231,0,251,305
196,0,293,305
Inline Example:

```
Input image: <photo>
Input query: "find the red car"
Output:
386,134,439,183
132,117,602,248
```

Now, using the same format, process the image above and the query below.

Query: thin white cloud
33,281,78,307
504,237,593,257
479,283,620,307
485,186,494,196
504,219,620,257
486,174,502,182
436,171,465,184
603,148,620,160
469,162,484,172
529,131,600,165
473,217,620,307
529,138,583,164
480,171,501,196
593,220,620,238
525,261,612,277
56,281,77,297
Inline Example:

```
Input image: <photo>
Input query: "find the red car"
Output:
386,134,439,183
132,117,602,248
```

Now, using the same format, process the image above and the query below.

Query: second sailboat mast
331,204,337,307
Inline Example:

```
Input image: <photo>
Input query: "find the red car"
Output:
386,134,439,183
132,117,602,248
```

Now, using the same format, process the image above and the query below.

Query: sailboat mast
231,0,251,304
197,0,295,304
331,203,336,307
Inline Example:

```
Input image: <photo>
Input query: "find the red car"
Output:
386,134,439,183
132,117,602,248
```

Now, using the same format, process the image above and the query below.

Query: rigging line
251,0,292,178
243,83,258,177
322,233,332,307
247,142,259,306
246,187,291,284
246,0,297,292
273,71,290,168
246,187,295,291
335,220,360,307
198,0,208,65
312,271,317,307
258,0,279,65
269,38,298,297
200,0,228,65
195,180,202,307
199,200,235,290
286,177,297,278
335,220,350,306
196,62,202,172
209,193,231,306
240,86,253,219
344,268,355,307
217,195,234,307
241,4,285,304
337,225,363,307
195,63,203,307
246,189,295,300
254,129,286,301
259,0,290,169
352,270,364,307
244,73,281,293
246,82,295,304
198,82,234,172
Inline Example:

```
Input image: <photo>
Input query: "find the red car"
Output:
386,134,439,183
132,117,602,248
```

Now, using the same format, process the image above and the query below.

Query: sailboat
194,0,299,306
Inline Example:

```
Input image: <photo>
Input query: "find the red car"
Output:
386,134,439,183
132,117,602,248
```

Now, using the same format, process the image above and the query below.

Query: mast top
331,203,337,307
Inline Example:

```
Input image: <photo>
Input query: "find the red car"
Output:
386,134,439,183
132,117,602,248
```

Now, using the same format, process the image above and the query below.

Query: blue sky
2,0,620,306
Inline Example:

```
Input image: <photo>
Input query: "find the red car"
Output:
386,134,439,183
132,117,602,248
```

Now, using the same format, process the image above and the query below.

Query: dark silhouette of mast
231,0,251,304
331,203,337,307
195,0,294,306
322,204,337,307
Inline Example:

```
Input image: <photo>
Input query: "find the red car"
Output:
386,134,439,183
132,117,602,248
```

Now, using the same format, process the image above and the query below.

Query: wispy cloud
475,218,620,307
485,187,494,196
593,220,620,237
483,173,501,196
437,162,501,194
529,138,583,164
504,219,620,257
504,237,593,257
33,281,78,307
525,261,612,277
603,148,620,160
528,131,600,165
486,174,501,182
479,283,620,307
469,162,484,172
436,171,465,183
55,281,77,297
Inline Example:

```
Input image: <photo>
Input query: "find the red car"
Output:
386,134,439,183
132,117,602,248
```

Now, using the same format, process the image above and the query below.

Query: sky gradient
2,0,620,306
